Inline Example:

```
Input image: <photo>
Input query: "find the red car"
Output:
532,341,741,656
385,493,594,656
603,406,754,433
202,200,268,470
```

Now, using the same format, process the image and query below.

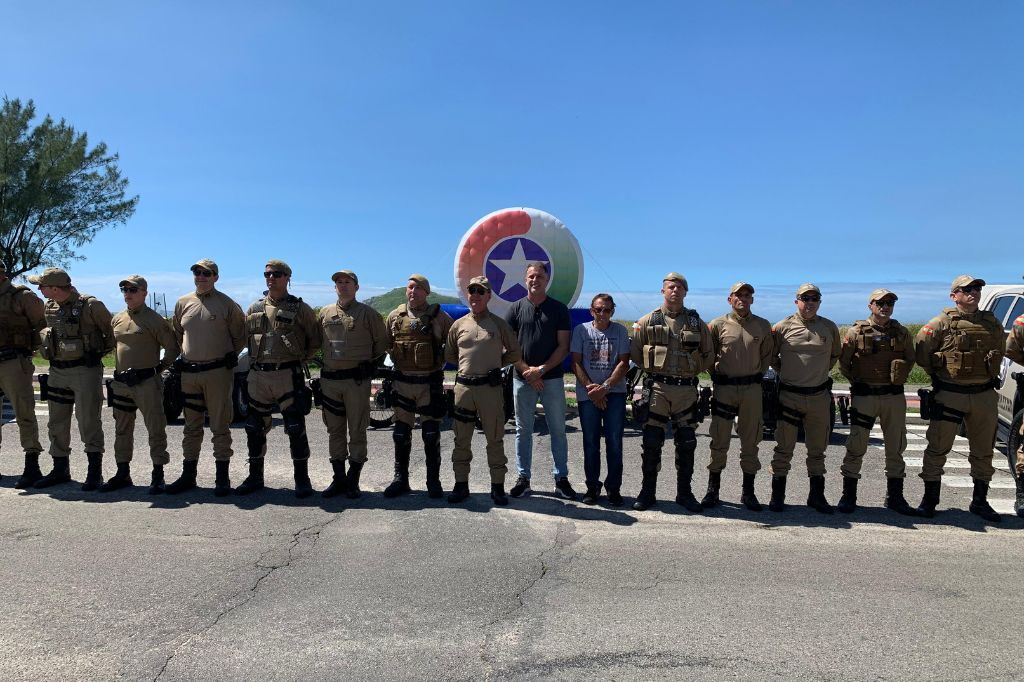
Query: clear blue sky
2,1,1021,322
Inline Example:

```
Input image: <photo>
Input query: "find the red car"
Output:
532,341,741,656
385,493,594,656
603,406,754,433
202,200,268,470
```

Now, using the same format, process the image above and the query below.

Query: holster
104,379,114,408
380,376,394,408
917,388,934,420
487,367,503,387
38,373,49,401
837,395,850,426
632,375,654,425
224,351,238,370
696,386,712,423
292,370,313,416
310,377,323,408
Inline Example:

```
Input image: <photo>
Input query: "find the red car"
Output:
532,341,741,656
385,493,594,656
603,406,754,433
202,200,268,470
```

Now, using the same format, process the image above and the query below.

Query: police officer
235,260,320,498
445,276,524,505
0,262,46,487
167,259,246,496
915,275,1006,522
705,282,773,511
104,275,179,493
317,269,388,498
1006,313,1024,517
383,274,454,498
769,284,841,514
836,289,917,515
629,273,714,512
28,267,115,490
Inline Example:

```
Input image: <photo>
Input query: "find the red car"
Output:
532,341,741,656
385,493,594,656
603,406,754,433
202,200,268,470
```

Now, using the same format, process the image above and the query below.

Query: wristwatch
600,381,611,390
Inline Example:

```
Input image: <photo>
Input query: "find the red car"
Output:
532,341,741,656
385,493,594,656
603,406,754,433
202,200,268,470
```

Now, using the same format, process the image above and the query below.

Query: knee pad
421,420,441,446
282,410,306,438
244,413,265,438
674,426,697,453
642,424,666,450
393,421,413,446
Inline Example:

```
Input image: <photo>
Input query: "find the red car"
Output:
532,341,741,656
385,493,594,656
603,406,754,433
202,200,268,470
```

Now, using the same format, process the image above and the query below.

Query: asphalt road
0,403,1021,681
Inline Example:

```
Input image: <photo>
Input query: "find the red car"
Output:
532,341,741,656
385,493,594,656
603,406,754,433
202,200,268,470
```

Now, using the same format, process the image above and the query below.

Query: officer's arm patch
1015,316,1024,327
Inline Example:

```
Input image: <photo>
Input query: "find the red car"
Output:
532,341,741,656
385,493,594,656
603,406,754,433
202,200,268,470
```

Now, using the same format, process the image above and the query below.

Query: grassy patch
33,354,116,369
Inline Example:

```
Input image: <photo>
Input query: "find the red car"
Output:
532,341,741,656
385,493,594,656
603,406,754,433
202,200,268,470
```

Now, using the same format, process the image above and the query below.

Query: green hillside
364,288,461,314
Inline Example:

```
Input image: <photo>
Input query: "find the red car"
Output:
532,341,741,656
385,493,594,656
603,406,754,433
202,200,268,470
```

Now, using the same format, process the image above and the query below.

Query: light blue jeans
512,375,569,481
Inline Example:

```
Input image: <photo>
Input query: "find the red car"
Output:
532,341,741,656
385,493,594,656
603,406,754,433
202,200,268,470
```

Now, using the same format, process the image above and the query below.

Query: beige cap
332,269,358,284
950,274,985,292
265,259,292,276
27,267,71,286
468,275,491,292
119,274,148,290
868,288,897,304
191,258,219,276
730,281,754,295
796,283,821,297
663,272,688,288
408,273,430,294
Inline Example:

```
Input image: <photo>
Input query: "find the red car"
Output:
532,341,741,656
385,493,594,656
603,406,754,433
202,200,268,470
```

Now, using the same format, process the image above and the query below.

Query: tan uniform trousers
393,380,441,426
247,368,302,459
180,367,234,462
921,388,998,482
770,389,830,477
708,383,762,475
841,393,906,479
46,365,104,457
319,376,370,463
452,383,507,484
0,356,41,454
648,382,698,473
111,376,169,465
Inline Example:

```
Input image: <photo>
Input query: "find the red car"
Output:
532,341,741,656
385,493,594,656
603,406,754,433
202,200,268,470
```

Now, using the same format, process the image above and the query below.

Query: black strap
178,357,228,373
932,402,966,424
780,379,833,395
111,394,138,413
321,367,363,381
648,373,699,387
51,358,89,369
0,348,30,362
113,367,159,384
646,411,669,424
779,404,804,427
391,392,417,411
711,400,739,420
850,382,902,396
711,373,763,386
252,360,301,372
849,408,876,430
670,403,700,425
452,406,477,423
394,370,443,385
320,393,347,416
933,378,997,395
455,374,490,386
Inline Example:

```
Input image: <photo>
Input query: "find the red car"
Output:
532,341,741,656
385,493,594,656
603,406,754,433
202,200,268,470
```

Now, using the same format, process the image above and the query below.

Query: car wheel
369,386,394,429
232,373,249,424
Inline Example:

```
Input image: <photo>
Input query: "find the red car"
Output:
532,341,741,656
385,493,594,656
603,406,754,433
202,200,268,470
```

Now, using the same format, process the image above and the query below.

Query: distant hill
364,288,461,314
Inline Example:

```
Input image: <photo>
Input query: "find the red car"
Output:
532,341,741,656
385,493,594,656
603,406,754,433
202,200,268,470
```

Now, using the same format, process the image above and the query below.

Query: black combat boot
1016,474,1024,519
448,481,470,504
916,479,941,518
234,459,264,495
322,460,347,498
701,471,721,508
837,476,858,513
15,452,43,489
633,425,664,511
884,478,917,516
422,422,443,498
768,475,787,512
384,422,412,498
34,456,71,488
214,460,232,497
673,428,703,513
490,483,508,506
425,454,443,499
806,475,834,514
740,472,762,511
293,459,314,499
165,460,198,494
99,462,133,492
344,460,364,499
582,485,600,505
148,465,165,495
81,452,104,492
968,478,1002,523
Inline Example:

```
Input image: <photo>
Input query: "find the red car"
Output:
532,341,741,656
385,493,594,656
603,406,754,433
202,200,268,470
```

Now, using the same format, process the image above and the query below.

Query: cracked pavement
0,414,1022,680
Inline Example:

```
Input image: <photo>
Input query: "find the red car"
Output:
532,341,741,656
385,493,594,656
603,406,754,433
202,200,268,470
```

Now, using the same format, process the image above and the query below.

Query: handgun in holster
632,375,654,425
310,377,323,408
104,379,114,408
837,395,850,426
292,368,313,415
38,373,49,401
917,388,934,420
696,386,713,423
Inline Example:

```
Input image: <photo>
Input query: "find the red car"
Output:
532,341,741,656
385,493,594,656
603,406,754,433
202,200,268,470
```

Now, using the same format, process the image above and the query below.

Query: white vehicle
979,282,1024,477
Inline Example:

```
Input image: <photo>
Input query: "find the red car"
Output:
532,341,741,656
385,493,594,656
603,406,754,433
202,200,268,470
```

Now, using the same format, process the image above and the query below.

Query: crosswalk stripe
943,475,1017,490
903,457,1011,472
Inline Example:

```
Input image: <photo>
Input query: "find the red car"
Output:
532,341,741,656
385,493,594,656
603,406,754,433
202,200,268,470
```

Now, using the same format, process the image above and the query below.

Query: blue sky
2,1,1021,323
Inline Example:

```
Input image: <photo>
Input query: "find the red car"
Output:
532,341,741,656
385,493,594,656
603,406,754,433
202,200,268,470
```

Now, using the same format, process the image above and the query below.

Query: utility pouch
837,395,850,426
696,386,712,423
104,379,114,408
890,359,911,385
487,368,503,387
38,373,49,401
633,375,654,425
917,388,934,420
310,377,323,407
293,371,313,415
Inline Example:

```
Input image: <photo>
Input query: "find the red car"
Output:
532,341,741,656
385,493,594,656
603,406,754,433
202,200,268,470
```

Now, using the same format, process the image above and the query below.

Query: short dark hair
525,262,549,276
591,293,614,309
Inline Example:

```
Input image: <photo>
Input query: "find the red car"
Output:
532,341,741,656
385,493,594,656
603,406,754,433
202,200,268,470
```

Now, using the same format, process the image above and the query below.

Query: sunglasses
956,286,982,295
798,295,821,303
120,286,139,294
873,300,895,308
192,269,213,277
591,307,613,314
467,286,488,295
264,271,286,279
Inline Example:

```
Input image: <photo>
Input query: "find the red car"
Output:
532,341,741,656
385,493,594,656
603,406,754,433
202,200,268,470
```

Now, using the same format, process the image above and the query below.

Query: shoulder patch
1014,316,1024,327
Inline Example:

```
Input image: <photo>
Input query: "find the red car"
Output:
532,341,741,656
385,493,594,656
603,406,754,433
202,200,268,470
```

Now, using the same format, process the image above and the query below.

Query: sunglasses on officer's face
798,295,821,303
264,271,286,279
192,269,213,277
956,286,982,295
873,300,895,308
591,307,613,315
120,287,139,294
467,286,487,295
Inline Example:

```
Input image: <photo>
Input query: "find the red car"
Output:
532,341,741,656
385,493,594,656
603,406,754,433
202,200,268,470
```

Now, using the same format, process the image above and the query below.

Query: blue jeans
578,393,626,492
513,376,569,481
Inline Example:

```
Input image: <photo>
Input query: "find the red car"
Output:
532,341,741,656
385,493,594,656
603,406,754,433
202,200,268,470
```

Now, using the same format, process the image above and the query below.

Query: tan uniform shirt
915,307,1006,386
771,313,841,387
630,305,713,378
42,290,115,361
708,311,773,378
386,303,455,375
838,319,915,385
172,288,246,362
246,295,321,362
317,300,388,370
1005,315,1024,366
112,304,180,371
0,279,46,350
445,311,521,376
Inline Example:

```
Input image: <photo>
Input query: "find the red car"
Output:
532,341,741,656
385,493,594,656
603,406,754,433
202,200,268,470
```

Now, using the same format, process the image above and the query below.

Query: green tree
0,97,137,277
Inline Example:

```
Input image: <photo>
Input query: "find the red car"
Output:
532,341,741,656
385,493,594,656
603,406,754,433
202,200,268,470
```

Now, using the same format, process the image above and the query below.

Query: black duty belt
711,372,763,386
321,367,364,381
455,373,498,387
252,360,301,372
0,347,30,362
850,382,903,396
648,373,699,387
178,357,228,373
933,378,998,395
51,357,95,370
394,370,443,385
113,367,158,385
780,379,833,395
